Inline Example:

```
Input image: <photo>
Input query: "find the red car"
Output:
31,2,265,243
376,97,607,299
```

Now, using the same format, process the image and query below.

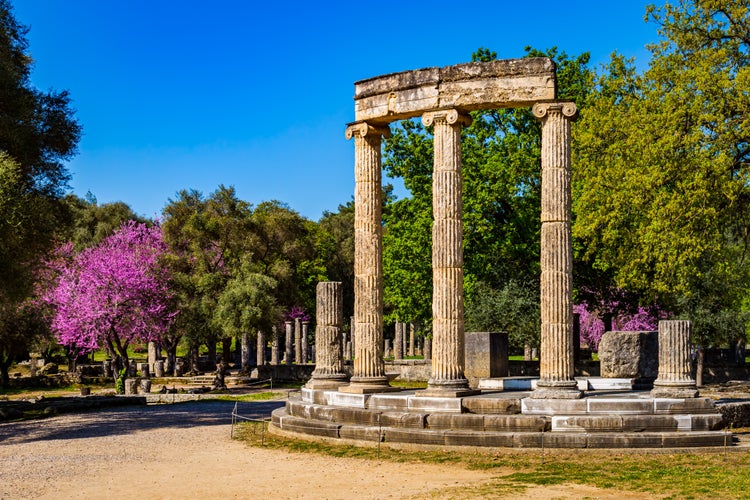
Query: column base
420,377,479,398
531,380,582,399
651,382,699,399
339,376,400,394
306,375,349,390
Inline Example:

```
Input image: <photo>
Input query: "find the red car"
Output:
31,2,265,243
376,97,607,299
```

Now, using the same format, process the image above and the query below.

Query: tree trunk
207,341,216,367
189,345,200,374
0,356,11,387
222,338,232,364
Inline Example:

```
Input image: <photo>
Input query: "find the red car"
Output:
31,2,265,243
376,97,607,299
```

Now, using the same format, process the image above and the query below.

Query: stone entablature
354,58,556,123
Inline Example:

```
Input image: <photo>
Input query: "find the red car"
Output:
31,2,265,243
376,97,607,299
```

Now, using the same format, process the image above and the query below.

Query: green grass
208,391,287,402
235,424,750,499
389,379,428,389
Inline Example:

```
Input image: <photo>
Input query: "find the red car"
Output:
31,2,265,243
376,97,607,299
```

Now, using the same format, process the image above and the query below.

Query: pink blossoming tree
43,221,177,382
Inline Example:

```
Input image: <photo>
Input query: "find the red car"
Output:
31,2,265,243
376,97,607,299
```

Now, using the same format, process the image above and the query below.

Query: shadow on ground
0,400,285,444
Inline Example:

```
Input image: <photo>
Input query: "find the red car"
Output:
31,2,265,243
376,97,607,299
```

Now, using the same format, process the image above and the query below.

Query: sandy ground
0,400,653,500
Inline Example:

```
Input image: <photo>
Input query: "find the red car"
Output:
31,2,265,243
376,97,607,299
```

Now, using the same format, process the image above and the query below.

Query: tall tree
572,1,750,366
162,186,252,371
0,2,81,383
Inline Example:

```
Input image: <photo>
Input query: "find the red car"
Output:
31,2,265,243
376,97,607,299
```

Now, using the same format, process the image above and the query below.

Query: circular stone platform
270,387,733,449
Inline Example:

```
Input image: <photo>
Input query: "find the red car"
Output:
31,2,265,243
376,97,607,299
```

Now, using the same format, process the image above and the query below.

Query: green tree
572,0,750,372
162,186,252,371
248,200,324,314
0,1,81,383
62,193,146,249
318,200,355,321
214,256,281,341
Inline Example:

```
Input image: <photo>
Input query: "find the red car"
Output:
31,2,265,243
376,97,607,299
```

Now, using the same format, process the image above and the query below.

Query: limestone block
464,332,509,387
598,331,658,379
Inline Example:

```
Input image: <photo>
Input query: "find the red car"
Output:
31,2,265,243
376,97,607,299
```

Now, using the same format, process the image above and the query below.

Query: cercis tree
43,221,176,376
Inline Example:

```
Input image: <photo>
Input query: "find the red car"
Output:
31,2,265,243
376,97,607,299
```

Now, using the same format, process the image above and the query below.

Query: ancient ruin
270,58,731,449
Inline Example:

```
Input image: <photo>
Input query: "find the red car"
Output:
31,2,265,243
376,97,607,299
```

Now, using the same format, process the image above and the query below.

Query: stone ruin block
598,331,658,379
464,331,509,387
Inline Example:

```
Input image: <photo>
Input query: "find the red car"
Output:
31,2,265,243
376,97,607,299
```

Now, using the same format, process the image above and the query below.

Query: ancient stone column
384,339,391,358
256,330,266,366
308,281,348,388
294,318,302,364
241,332,251,370
147,341,158,375
271,326,279,365
301,321,310,364
423,109,475,396
341,122,394,393
531,101,581,399
408,323,415,357
284,320,293,365
424,338,432,361
394,322,403,361
652,320,699,398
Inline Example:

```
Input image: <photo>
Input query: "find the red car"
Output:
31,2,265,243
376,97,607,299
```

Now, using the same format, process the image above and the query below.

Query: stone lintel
354,58,556,123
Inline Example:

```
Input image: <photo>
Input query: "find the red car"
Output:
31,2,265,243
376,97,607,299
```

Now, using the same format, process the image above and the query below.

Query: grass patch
234,425,750,499
209,392,287,402
389,379,428,389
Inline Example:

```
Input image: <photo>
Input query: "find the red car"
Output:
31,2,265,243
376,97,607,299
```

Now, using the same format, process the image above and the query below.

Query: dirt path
0,400,650,499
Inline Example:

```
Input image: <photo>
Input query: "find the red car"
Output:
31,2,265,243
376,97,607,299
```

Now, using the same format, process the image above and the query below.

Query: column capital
532,101,578,121
345,121,391,140
422,109,472,128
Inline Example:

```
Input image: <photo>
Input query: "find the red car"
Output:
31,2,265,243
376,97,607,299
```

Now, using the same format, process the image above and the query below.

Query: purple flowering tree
575,301,665,350
42,221,177,380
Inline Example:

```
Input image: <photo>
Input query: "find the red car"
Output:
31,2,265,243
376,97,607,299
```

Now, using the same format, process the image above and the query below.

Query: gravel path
0,400,498,500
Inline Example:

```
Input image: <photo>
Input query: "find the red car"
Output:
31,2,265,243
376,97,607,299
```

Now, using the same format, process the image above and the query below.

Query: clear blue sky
14,1,658,221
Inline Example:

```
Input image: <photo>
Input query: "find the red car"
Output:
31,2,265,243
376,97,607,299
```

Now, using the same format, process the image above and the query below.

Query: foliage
214,257,281,338
42,221,176,371
61,193,145,249
465,280,540,349
0,2,80,385
572,0,750,348
574,302,664,350
317,201,355,320
162,186,253,356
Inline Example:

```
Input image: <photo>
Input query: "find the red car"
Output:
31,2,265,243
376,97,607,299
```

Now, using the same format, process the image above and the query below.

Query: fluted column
308,281,348,388
256,330,265,366
394,322,403,360
652,320,698,398
531,101,581,399
284,320,293,365
294,317,302,364
270,326,279,365
301,321,310,364
422,109,476,396
341,122,394,393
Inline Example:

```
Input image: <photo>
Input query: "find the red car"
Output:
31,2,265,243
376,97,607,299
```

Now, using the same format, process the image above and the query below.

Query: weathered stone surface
462,396,521,415
427,413,484,431
345,122,390,389
652,320,699,398
309,282,347,388
598,331,658,379
464,331,509,387
354,59,556,123
426,109,472,395
532,102,580,400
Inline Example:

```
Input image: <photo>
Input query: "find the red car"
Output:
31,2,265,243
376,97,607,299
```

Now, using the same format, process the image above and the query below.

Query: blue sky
14,1,658,220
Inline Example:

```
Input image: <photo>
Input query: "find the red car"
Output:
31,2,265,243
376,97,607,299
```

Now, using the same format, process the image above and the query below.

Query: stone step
284,399,725,435
270,408,733,449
